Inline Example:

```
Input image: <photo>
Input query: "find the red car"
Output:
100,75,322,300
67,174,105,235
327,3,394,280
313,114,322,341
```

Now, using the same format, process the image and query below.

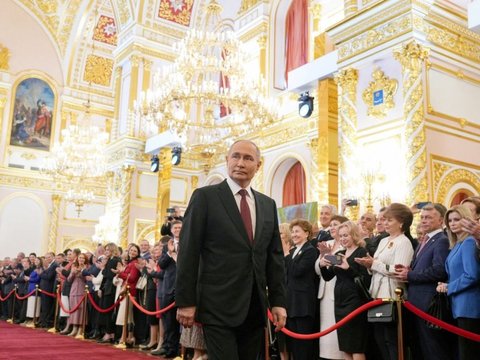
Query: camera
166,207,175,214
346,199,358,206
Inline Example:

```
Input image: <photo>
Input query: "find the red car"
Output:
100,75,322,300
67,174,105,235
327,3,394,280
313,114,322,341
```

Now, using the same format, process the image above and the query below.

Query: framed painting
277,201,318,225
9,77,55,151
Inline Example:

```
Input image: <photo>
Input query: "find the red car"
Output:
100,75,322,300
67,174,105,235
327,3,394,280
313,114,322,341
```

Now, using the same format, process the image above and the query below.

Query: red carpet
0,320,167,360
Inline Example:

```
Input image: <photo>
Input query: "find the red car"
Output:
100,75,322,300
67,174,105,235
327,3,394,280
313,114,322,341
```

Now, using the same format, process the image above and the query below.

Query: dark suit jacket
175,180,286,327
285,242,318,318
159,246,176,306
39,262,58,293
407,231,449,311
100,256,121,296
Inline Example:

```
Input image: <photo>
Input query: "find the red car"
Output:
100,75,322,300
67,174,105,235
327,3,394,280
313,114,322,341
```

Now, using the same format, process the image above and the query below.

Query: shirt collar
226,176,254,199
426,228,443,239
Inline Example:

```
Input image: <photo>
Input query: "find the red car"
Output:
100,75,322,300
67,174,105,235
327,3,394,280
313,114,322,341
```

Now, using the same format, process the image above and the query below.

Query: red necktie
239,189,253,243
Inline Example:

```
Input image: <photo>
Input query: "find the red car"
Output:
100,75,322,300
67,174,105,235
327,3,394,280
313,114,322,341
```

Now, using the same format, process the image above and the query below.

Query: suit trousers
286,316,315,360
39,292,54,326
373,322,397,360
202,284,265,360
161,295,180,355
413,316,456,360
457,317,480,360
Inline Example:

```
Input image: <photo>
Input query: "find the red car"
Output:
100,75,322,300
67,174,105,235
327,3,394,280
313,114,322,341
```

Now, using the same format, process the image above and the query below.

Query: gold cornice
329,0,391,32
0,171,106,196
431,153,480,172
239,21,269,43
115,43,175,65
61,101,114,118
425,118,480,138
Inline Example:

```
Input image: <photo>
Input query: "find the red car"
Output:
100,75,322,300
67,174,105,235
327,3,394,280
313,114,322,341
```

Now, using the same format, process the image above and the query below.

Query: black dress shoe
151,348,167,356
97,337,114,344
140,343,158,350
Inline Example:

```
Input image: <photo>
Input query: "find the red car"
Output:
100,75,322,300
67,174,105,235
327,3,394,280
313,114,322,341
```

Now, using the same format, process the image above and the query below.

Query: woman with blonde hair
437,205,480,360
98,242,122,343
279,223,294,256
322,221,370,360
315,215,348,360
355,203,414,360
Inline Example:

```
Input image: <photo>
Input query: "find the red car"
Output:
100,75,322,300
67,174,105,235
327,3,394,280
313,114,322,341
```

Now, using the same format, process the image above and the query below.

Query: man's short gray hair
321,204,337,215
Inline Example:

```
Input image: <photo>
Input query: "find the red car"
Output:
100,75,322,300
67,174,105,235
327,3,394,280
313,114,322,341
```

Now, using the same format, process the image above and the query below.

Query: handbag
367,302,396,323
425,292,453,330
135,274,148,290
367,271,396,323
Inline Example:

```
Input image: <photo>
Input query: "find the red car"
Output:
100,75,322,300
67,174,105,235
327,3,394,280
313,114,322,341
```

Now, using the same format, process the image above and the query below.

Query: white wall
0,193,47,258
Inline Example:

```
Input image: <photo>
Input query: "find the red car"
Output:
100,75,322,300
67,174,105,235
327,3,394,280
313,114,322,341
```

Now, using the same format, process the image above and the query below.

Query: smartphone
346,199,358,206
324,254,343,266
416,202,430,209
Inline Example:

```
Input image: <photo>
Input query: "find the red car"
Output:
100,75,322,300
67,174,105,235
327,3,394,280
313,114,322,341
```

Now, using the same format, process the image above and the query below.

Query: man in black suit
175,140,287,360
312,204,336,247
38,252,58,328
395,204,453,360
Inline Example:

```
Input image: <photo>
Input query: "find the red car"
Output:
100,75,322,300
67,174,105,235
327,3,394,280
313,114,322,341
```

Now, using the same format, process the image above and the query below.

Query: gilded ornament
158,0,194,26
93,15,118,46
84,55,114,87
362,68,398,118
36,0,57,13
436,168,480,205
0,44,10,71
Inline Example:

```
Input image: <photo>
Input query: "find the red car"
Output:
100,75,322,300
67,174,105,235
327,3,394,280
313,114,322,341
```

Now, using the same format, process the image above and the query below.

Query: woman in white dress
315,215,349,360
355,203,414,360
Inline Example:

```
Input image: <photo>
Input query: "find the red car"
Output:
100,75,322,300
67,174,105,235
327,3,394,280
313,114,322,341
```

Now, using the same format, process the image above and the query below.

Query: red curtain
282,161,306,206
284,0,308,85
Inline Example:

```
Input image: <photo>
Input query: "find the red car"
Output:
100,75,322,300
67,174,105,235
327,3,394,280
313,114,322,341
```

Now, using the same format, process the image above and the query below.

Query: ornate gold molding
48,194,62,252
394,40,429,204
335,68,359,200
239,0,262,14
119,165,135,249
0,44,10,70
362,68,398,118
84,55,114,87
436,168,480,205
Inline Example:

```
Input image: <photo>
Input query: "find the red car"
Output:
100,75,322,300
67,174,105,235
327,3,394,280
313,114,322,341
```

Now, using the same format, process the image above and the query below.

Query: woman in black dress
321,221,370,360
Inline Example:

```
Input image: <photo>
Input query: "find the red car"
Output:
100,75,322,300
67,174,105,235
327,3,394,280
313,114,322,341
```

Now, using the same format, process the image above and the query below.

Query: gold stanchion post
6,285,17,324
115,285,129,350
75,285,89,340
47,284,60,333
395,287,405,360
27,285,39,328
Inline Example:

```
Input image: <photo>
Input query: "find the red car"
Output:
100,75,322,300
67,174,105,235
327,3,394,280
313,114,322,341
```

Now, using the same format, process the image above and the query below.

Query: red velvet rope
14,289,36,300
86,292,124,313
403,301,480,342
128,293,176,315
37,288,56,298
268,298,384,340
56,292,86,314
0,289,15,301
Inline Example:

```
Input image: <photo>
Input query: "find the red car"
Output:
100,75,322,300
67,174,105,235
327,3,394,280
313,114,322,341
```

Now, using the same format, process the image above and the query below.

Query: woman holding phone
322,221,370,360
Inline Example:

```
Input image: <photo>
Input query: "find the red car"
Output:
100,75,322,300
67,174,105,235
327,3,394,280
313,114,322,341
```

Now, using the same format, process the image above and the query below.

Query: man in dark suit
311,205,336,248
395,203,453,360
38,252,58,328
175,140,287,360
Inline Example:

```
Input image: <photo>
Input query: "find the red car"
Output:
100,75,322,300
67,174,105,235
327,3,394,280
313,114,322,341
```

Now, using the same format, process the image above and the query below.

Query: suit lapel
217,180,250,245
252,189,264,245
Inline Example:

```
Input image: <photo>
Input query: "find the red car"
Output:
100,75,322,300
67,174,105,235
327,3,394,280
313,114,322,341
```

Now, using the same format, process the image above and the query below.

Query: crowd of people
1,139,480,360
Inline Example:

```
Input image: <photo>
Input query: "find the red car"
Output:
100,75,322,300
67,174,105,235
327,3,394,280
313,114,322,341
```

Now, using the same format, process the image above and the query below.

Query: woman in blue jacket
437,205,480,360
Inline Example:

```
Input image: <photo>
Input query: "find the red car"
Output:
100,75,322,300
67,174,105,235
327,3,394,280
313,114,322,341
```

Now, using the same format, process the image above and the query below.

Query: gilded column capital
393,41,429,76
143,58,153,72
130,55,141,68
335,68,359,95
257,35,267,50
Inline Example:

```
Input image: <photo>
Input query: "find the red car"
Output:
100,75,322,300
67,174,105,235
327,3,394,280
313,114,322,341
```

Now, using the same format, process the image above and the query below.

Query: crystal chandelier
41,101,109,215
135,0,278,164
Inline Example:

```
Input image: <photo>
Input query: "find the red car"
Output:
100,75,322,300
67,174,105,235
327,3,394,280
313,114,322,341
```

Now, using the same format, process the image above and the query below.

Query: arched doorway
282,161,306,206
